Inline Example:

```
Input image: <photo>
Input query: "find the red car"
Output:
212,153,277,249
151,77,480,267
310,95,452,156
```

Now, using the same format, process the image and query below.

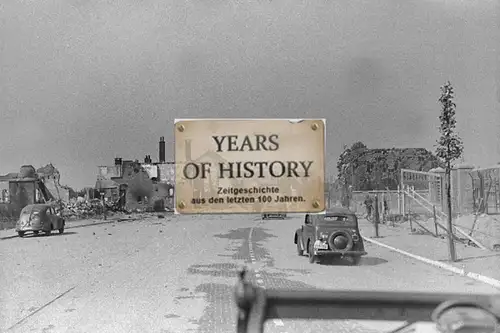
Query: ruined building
95,137,175,211
0,164,71,219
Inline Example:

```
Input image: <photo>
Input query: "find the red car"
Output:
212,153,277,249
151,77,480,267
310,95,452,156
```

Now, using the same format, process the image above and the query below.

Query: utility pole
374,195,380,237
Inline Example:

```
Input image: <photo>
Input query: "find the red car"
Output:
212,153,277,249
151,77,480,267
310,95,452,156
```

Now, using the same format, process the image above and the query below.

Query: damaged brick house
0,164,71,220
96,137,175,211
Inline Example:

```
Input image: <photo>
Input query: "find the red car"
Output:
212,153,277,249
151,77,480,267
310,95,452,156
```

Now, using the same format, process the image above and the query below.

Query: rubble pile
60,198,129,219
47,195,174,221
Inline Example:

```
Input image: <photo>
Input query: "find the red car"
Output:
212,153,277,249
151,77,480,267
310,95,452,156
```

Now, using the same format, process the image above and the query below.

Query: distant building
157,163,174,185
95,137,175,211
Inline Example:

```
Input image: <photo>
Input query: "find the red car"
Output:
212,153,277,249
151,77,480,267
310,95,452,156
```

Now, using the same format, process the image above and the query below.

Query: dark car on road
294,208,367,265
261,213,286,220
15,204,65,237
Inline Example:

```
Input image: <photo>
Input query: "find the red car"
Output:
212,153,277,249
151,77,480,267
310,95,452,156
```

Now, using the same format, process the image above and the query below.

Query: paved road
1,214,497,333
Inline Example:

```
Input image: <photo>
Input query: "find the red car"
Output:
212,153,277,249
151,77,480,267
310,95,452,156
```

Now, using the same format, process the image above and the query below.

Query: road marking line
363,236,500,289
7,286,77,331
273,319,284,326
248,226,255,256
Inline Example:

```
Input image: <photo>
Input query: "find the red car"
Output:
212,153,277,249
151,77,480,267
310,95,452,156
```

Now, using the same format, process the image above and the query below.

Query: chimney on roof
159,137,166,163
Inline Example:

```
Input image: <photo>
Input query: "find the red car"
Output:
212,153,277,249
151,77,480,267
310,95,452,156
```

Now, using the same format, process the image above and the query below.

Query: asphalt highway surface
1,214,497,333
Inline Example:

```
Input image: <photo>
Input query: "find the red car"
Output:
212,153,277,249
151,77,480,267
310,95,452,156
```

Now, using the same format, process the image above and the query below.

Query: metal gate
469,166,500,214
400,169,443,213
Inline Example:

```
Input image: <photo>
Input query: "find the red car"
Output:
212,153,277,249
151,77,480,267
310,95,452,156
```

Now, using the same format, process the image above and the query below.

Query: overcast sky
1,0,498,189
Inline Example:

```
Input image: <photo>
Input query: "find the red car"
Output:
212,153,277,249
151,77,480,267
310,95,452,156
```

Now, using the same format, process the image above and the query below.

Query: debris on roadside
59,198,131,220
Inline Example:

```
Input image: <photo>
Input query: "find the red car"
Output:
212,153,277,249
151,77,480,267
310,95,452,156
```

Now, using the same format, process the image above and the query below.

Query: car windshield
319,214,356,224
20,206,44,216
1,1,498,333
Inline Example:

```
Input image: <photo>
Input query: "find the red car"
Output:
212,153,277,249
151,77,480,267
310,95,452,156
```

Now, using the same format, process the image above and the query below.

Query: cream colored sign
174,119,325,214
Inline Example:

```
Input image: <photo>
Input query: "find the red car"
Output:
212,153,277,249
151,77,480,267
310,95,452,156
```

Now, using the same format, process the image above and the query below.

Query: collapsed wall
36,164,70,202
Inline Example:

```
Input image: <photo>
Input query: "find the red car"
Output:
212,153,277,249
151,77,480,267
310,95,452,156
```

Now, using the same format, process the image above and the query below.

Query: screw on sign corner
177,201,186,209
311,123,319,131
312,200,320,209
177,124,185,132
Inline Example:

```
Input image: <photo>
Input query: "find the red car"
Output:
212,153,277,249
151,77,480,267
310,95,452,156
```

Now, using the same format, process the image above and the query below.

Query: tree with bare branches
435,81,464,262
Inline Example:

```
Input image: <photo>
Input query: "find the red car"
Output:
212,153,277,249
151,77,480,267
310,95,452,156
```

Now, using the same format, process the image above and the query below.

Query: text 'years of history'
180,134,316,180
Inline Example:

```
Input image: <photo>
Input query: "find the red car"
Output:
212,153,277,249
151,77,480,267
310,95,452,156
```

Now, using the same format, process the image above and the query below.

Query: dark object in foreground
234,267,500,333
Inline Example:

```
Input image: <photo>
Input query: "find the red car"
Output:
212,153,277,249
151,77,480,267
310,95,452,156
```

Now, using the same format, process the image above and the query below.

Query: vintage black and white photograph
1,1,499,332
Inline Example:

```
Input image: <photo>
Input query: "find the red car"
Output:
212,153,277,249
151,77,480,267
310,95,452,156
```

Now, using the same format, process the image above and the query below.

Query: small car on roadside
15,204,65,237
294,208,367,265
262,213,287,220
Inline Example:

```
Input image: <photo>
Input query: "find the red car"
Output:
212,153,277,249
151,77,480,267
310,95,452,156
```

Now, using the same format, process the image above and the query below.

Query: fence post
379,194,384,224
382,194,386,224
495,182,499,213
397,185,401,215
403,185,407,222
374,195,380,237
408,199,413,232
403,185,406,217
433,205,438,237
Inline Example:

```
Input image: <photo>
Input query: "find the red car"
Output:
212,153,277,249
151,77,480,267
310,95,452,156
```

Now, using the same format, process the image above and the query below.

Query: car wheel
308,242,316,264
33,230,39,235
296,240,304,256
58,227,64,234
18,231,25,238
44,230,51,236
